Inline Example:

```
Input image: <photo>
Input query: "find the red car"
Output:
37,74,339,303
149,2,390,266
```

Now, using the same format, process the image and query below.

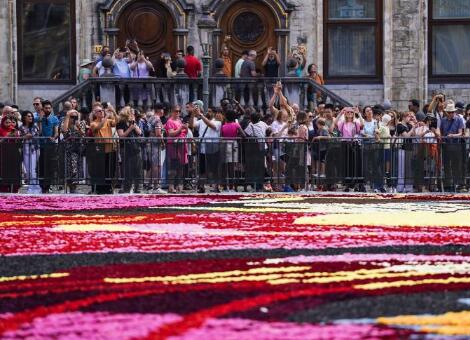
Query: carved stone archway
207,0,294,76
99,0,194,52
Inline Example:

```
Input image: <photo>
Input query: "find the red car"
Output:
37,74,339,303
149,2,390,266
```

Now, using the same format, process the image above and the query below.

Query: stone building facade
0,0,469,110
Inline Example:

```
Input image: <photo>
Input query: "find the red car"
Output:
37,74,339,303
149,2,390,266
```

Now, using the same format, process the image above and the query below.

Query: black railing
51,77,352,113
1,137,470,194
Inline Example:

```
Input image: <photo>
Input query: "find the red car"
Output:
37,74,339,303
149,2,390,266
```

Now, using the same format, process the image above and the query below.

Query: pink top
338,120,361,138
164,118,187,164
221,122,240,138
164,118,187,139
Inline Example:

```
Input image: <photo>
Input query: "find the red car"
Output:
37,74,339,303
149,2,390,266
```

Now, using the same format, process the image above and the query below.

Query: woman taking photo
19,111,41,194
116,106,143,194
130,51,155,106
332,107,363,191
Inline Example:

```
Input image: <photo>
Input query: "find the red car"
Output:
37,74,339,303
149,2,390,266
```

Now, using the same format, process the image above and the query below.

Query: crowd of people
1,84,470,194
79,40,316,82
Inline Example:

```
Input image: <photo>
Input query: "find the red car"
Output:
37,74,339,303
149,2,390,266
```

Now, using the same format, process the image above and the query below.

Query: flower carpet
0,193,469,339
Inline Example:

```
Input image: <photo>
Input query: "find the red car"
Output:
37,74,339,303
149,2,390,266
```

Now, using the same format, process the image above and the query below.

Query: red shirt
184,55,202,78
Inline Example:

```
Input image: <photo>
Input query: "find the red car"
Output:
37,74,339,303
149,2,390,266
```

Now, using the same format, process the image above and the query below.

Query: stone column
173,28,189,52
104,28,119,51
275,29,290,77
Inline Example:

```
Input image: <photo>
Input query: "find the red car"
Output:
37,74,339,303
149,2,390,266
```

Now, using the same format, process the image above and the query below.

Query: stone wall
3,0,470,111
0,0,14,103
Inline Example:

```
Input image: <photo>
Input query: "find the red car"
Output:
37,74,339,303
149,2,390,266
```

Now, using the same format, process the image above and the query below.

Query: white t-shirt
95,61,106,77
194,118,221,154
271,120,287,137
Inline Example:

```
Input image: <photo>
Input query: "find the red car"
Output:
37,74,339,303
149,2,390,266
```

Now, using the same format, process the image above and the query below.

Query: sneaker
153,188,167,194
320,174,326,178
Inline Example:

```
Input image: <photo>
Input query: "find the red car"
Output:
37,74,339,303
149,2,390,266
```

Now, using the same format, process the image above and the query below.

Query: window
429,0,470,81
17,0,76,83
324,0,382,83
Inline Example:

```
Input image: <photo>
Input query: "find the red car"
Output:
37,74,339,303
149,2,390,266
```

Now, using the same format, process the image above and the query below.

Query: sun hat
80,59,94,67
444,100,457,113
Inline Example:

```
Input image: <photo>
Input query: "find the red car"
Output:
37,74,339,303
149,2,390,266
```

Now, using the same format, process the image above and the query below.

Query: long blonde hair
119,106,133,123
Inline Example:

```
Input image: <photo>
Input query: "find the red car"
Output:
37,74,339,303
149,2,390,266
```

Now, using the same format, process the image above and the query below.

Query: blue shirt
113,59,131,78
440,116,464,137
40,114,59,137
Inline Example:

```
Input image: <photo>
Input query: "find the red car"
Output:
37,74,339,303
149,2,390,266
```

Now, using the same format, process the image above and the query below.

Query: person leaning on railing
61,110,86,193
0,115,21,193
90,103,117,195
395,111,416,193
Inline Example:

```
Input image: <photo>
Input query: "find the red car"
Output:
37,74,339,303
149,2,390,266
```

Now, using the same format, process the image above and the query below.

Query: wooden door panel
221,1,278,75
117,1,175,68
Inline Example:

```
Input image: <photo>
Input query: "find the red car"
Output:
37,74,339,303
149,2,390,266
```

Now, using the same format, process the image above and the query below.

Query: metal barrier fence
1,137,470,193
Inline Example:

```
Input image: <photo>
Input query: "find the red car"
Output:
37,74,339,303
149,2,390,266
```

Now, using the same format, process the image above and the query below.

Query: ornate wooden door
117,0,175,67
220,1,278,76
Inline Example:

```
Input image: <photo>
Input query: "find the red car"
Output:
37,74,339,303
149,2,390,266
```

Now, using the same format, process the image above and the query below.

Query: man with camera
189,100,222,193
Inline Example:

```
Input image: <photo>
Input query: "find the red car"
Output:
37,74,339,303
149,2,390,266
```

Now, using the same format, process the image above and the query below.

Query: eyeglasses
33,103,40,106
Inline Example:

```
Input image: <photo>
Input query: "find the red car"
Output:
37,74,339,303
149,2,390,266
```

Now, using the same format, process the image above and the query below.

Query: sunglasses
174,110,181,113
308,115,313,118
33,103,41,106
95,109,103,113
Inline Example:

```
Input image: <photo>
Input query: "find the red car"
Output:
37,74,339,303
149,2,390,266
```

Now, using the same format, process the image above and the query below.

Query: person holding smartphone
189,100,222,193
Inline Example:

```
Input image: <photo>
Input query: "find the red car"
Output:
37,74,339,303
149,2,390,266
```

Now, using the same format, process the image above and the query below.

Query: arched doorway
116,0,176,68
219,1,279,76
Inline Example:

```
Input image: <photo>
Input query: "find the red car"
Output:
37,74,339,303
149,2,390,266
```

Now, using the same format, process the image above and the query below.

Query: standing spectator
116,107,143,194
157,53,175,78
244,111,269,191
262,47,280,77
240,50,257,77
375,113,392,191
93,50,112,77
428,93,446,128
130,51,154,106
37,100,59,194
0,115,21,193
440,100,465,191
221,109,245,191
221,45,232,77
234,50,248,78
312,117,330,178
90,103,117,194
408,99,423,117
164,105,188,193
19,111,41,194
396,112,416,193
333,107,363,191
240,50,258,104
78,59,94,83
32,97,43,123
147,108,166,193
306,64,325,108
184,45,202,79
96,46,110,63
61,110,86,193
113,48,131,78
171,50,185,72
189,100,222,193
